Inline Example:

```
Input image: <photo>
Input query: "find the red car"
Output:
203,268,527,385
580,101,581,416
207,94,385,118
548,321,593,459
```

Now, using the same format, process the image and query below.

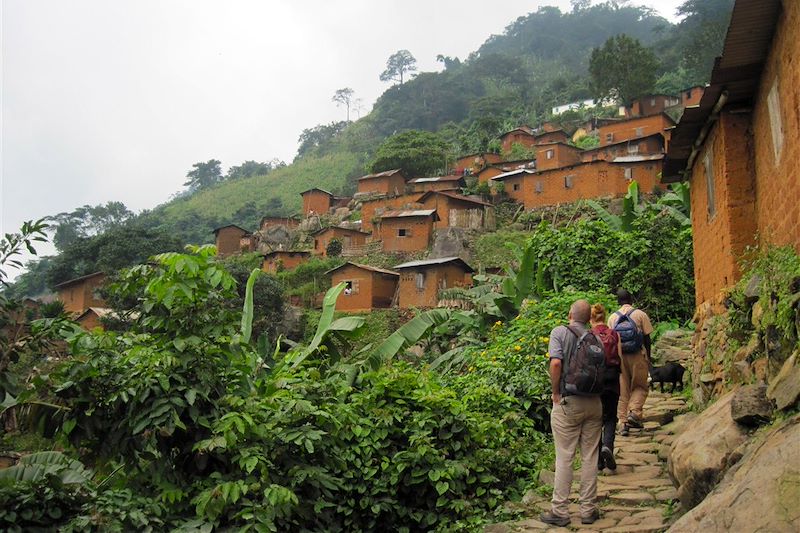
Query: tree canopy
589,34,658,105
52,201,134,252
184,159,223,191
379,50,417,85
369,130,450,178
332,88,355,121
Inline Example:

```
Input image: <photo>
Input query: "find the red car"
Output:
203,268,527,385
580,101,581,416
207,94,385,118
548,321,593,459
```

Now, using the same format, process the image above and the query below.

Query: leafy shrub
528,213,694,321
446,290,615,428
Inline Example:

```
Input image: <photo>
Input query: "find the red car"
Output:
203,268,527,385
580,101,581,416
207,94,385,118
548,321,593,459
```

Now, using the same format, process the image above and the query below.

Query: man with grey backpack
540,299,605,527
608,289,653,436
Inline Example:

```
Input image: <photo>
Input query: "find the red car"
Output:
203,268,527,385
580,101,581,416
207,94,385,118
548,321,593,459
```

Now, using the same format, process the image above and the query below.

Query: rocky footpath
487,390,691,533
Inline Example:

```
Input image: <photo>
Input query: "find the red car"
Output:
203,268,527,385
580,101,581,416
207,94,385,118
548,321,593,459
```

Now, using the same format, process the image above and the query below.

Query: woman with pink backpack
590,303,622,471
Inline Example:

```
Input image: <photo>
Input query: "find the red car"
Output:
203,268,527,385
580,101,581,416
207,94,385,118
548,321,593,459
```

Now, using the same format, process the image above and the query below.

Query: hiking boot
539,511,570,527
627,412,644,429
601,446,616,471
619,424,630,436
598,454,606,471
581,509,600,524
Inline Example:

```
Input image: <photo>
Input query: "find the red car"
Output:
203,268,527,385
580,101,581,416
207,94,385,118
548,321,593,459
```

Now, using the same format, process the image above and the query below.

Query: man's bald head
569,299,591,323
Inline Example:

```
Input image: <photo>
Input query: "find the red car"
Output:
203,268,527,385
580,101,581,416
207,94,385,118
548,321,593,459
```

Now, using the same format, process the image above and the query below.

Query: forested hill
9,0,733,296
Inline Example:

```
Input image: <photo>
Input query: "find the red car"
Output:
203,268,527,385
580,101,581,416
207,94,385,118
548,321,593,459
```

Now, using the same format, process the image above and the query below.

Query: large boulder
767,351,800,410
668,414,800,532
667,390,748,509
730,384,773,427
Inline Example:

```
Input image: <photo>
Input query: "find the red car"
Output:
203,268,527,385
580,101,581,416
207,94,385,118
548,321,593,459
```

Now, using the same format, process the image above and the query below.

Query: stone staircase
488,390,692,533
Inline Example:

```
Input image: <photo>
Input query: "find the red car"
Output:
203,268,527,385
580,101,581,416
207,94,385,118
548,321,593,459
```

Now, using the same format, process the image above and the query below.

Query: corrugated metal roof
393,256,474,272
490,168,537,181
263,250,311,257
325,262,399,276
358,169,404,180
611,154,665,163
310,226,370,236
410,175,464,183
417,190,493,206
379,209,438,218
662,0,782,183
299,187,333,196
53,271,105,289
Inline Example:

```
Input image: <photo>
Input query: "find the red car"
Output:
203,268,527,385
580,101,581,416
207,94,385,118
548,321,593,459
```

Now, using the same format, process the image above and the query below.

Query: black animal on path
649,362,685,393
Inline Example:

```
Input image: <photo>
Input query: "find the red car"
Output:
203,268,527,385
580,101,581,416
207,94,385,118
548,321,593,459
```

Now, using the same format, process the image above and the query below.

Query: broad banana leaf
366,308,452,370
239,268,261,344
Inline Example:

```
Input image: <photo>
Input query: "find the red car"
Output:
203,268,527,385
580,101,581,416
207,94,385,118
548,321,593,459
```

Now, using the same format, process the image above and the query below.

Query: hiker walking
590,303,622,471
540,299,605,527
608,289,653,436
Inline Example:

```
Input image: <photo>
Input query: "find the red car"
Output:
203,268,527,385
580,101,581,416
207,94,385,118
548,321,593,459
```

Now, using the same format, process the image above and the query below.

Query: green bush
446,290,615,428
528,213,694,321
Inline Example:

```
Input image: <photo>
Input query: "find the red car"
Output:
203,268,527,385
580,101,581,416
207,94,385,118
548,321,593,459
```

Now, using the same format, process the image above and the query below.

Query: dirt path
488,390,691,533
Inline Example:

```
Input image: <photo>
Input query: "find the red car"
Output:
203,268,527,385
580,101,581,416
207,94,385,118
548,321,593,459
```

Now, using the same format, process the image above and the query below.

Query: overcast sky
1,0,684,268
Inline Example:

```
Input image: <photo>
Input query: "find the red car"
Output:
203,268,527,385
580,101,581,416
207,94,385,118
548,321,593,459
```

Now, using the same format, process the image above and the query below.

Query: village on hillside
59,87,708,324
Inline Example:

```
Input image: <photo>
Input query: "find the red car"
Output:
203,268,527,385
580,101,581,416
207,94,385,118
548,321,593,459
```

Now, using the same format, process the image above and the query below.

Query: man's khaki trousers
550,395,602,519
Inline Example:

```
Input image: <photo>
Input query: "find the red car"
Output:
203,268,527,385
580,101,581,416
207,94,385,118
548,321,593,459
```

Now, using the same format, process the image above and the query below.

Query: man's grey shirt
548,321,588,361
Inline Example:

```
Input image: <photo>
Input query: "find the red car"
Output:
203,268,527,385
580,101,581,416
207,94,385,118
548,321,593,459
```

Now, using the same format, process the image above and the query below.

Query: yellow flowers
540,336,550,343
547,312,554,318
514,345,522,352
481,350,487,357
468,366,475,372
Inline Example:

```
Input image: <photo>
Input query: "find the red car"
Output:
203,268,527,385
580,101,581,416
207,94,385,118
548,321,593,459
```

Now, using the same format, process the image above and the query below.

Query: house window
767,78,784,163
535,180,543,193
628,143,639,154
650,97,656,106
344,280,354,295
513,183,520,192
624,168,633,180
398,228,408,237
605,133,614,143
546,149,554,160
314,239,319,250
415,272,426,290
704,150,716,218
564,175,574,189
634,127,644,138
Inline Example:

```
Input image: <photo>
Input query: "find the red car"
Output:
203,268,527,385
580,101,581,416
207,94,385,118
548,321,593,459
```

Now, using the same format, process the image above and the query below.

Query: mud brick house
76,307,113,331
533,128,570,145
407,175,466,194
477,159,536,184
598,113,675,148
581,133,665,163
534,142,583,171
259,215,300,231
624,94,681,118
375,209,439,253
360,193,421,233
262,250,311,273
418,191,495,230
213,224,253,257
312,226,370,257
300,189,350,216
496,158,662,210
489,169,536,202
663,0,798,313
326,263,399,312
453,152,504,175
356,169,408,196
54,272,106,315
394,257,474,309
499,126,536,153
681,85,705,108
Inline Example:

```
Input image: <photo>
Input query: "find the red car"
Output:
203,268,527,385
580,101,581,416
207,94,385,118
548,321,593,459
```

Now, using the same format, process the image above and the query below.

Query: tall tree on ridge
184,159,222,192
380,50,417,85
332,88,356,121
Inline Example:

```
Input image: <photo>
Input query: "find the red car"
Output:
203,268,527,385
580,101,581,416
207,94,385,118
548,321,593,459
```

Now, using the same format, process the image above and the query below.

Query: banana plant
586,180,644,232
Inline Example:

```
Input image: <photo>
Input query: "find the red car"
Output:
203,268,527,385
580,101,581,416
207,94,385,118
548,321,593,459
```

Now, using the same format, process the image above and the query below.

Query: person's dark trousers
600,388,619,450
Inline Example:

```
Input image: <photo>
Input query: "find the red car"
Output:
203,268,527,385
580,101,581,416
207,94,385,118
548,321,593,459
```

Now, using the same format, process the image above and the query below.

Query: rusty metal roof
393,256,474,272
663,0,782,182
417,190,493,207
357,169,404,180
53,271,106,289
379,209,439,219
325,262,399,276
